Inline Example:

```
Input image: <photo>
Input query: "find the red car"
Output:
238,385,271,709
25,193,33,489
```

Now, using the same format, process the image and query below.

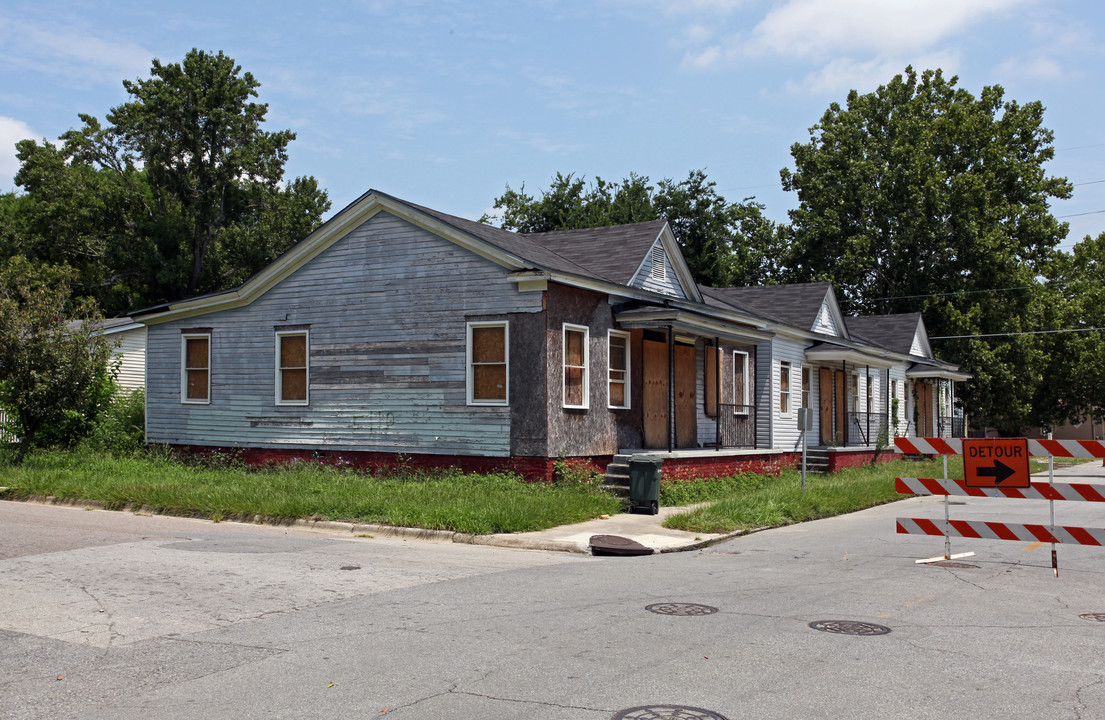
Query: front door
819,367,833,445
916,382,933,436
642,340,698,449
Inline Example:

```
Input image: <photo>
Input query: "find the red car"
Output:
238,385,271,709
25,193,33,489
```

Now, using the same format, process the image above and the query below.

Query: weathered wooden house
133,190,966,478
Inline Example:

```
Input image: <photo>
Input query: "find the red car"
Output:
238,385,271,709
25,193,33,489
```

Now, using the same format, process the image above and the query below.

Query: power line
876,282,1074,302
1057,209,1105,219
931,327,1105,340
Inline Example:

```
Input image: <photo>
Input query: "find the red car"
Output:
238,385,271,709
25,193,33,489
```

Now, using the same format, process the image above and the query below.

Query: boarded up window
469,323,508,404
278,332,309,404
609,332,629,408
183,335,209,402
563,325,588,408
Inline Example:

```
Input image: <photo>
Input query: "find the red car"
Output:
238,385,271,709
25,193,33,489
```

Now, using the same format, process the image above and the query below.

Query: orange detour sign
963,438,1031,489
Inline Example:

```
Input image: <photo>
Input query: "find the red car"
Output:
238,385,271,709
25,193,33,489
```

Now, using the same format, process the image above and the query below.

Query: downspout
667,324,675,453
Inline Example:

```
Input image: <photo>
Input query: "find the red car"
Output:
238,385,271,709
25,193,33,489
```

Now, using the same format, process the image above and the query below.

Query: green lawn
661,455,1054,534
0,447,623,535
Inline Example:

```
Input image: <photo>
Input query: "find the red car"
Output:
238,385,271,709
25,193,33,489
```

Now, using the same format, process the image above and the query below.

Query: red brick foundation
827,449,901,472
659,453,796,481
166,445,612,482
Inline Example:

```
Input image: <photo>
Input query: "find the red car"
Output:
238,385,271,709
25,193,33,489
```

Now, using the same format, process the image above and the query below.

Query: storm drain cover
929,561,980,569
612,705,730,720
1079,613,1105,622
645,603,719,616
590,535,653,556
808,620,891,636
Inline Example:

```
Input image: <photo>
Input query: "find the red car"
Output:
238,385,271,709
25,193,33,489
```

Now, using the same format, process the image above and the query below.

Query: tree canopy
779,67,1073,434
489,170,782,287
0,257,114,463
4,49,330,314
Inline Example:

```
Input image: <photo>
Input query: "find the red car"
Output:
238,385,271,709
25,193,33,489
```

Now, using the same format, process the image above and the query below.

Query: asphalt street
2,463,1105,720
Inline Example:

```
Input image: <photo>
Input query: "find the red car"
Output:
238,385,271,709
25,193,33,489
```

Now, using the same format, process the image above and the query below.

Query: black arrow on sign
977,459,1017,485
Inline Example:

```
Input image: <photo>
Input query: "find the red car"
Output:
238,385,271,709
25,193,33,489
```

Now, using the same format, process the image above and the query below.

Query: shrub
83,387,146,455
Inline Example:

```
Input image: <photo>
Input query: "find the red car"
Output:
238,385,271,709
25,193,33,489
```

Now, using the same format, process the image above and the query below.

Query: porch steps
803,448,830,474
602,453,633,498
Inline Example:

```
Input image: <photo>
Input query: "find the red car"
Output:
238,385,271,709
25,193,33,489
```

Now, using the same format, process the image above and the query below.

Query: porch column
715,337,722,452
667,325,675,453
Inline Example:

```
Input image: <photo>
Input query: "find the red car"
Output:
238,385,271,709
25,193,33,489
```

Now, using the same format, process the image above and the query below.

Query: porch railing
846,412,889,447
938,415,966,438
718,403,757,449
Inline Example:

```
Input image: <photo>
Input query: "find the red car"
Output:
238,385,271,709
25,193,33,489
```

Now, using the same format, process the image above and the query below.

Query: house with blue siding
133,190,967,479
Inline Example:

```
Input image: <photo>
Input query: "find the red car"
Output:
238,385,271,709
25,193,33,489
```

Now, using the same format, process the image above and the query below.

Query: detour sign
963,438,1031,488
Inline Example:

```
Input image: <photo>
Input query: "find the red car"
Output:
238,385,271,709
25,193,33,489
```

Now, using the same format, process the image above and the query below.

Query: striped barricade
895,477,1105,502
896,517,1105,547
895,437,1105,458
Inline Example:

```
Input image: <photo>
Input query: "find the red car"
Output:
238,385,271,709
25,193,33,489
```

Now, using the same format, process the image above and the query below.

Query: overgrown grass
0,447,622,535
662,455,1053,534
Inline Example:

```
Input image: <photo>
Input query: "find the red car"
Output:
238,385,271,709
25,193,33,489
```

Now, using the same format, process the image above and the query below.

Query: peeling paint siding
145,212,542,456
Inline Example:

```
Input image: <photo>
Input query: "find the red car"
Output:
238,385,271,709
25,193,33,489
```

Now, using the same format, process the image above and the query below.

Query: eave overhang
614,306,772,345
804,343,897,369
907,362,972,381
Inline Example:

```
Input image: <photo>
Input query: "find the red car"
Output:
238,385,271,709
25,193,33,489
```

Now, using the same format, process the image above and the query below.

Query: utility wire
931,327,1105,339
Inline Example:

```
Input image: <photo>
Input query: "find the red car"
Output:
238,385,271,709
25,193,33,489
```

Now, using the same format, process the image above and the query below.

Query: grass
661,455,1055,534
0,447,623,535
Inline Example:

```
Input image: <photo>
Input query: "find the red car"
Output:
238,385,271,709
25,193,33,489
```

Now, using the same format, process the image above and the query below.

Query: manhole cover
645,603,719,616
929,561,980,569
612,705,730,720
1079,613,1105,622
808,620,891,636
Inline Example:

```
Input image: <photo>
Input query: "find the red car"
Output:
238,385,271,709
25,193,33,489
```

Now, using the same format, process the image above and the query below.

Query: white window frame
732,350,749,414
275,330,310,406
801,366,811,410
466,321,509,406
563,323,590,409
607,330,631,410
181,333,211,404
851,373,861,413
779,360,792,417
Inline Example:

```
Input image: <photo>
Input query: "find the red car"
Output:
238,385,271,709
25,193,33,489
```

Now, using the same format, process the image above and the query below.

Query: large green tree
7,49,330,313
780,67,1072,433
490,170,783,287
0,257,114,463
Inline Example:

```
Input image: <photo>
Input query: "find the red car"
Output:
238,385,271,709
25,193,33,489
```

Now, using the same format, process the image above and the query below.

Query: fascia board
138,193,530,326
614,308,774,343
804,347,898,369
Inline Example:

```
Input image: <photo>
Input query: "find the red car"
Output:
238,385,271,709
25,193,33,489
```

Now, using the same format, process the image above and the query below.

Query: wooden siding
755,340,773,449
111,326,147,390
770,338,809,451
145,212,543,457
629,240,688,299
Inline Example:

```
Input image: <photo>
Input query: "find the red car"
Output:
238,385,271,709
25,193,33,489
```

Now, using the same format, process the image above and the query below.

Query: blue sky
2,0,1103,251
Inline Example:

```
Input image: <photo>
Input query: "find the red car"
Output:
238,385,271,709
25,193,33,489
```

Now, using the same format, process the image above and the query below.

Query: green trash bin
629,456,662,515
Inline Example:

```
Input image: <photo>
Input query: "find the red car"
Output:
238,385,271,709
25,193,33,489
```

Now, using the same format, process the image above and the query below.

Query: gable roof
132,189,702,323
701,282,845,336
845,313,927,357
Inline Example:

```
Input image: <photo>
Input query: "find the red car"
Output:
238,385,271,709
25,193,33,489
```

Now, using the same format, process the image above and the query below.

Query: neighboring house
132,190,967,479
97,318,147,391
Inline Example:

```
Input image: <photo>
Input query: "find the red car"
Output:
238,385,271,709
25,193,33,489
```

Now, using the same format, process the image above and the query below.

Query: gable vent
650,245,667,280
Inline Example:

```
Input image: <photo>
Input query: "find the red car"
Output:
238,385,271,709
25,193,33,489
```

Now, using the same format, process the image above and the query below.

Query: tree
489,170,783,287
780,67,1072,433
6,49,330,313
1035,233,1105,430
0,257,114,463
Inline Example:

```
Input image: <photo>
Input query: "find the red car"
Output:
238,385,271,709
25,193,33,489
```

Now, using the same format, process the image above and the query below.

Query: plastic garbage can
628,456,662,515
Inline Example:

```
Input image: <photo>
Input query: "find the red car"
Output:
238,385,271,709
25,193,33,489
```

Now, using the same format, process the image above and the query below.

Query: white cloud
748,0,1028,59
785,51,962,96
0,116,36,189
0,18,152,86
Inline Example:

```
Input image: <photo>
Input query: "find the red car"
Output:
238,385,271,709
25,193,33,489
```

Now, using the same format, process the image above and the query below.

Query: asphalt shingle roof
700,282,834,328
844,314,923,356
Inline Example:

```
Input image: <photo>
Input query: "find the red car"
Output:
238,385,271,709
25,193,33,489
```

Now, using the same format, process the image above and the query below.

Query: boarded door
916,382,933,436
819,367,833,445
642,340,698,449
